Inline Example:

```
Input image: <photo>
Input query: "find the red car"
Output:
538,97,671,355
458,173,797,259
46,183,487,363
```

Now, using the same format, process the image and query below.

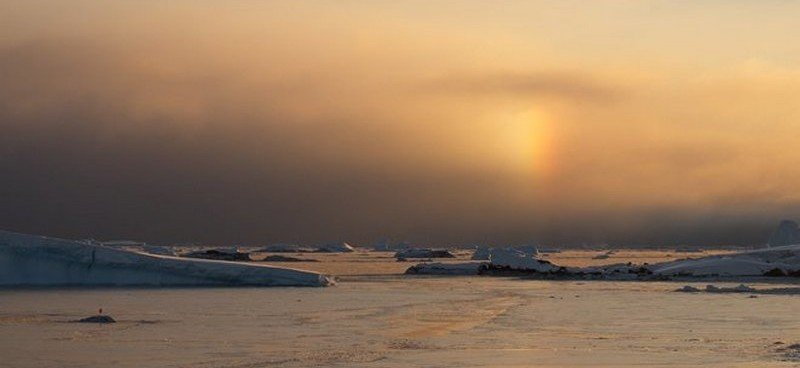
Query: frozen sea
2,250,800,367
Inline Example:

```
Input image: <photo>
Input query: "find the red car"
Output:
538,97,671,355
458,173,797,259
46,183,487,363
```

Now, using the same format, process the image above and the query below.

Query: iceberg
488,247,558,272
472,245,539,261
395,248,456,259
406,248,560,275
408,242,800,279
373,240,412,251
514,245,539,257
316,242,355,253
0,230,333,287
471,246,491,260
649,244,800,277
768,220,800,247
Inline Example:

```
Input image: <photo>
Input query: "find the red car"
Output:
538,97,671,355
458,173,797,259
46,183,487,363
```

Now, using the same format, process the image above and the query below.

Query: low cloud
426,71,621,102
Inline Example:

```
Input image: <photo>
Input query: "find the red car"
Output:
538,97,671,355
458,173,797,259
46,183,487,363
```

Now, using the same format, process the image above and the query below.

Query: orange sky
1,1,799,245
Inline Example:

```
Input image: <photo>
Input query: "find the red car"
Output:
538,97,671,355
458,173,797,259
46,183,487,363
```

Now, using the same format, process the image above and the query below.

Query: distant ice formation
675,284,756,293
395,248,456,259
471,246,491,260
254,242,354,253
410,243,800,279
0,230,333,287
140,245,177,256
373,240,412,251
254,244,315,253
768,220,800,247
316,242,355,253
538,248,562,254
100,240,148,247
406,262,487,275
182,248,252,261
261,255,318,262
649,245,800,277
471,245,539,261
592,251,613,260
487,247,556,272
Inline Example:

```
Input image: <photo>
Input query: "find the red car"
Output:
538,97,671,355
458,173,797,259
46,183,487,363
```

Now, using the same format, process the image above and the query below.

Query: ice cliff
0,230,333,287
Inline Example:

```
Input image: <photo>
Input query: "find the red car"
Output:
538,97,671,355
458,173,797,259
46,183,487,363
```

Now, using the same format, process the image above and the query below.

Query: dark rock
182,250,251,261
76,315,116,324
788,269,800,277
763,268,787,277
394,249,456,259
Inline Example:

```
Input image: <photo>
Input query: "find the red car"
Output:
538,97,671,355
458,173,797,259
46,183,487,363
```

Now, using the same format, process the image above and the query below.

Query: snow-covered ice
649,244,800,277
472,245,538,261
0,230,333,287
487,247,558,272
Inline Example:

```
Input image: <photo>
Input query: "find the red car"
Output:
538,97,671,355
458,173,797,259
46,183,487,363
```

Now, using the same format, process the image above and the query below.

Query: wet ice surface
2,276,800,368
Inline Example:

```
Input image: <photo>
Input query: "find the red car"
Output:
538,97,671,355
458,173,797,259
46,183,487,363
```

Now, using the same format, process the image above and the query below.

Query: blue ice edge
0,230,334,287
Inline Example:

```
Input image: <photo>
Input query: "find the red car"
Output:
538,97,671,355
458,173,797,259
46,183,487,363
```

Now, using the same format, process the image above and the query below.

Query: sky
1,1,799,246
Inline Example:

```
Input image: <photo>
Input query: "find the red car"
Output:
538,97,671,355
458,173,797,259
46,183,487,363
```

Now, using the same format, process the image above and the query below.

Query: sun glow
499,109,554,176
